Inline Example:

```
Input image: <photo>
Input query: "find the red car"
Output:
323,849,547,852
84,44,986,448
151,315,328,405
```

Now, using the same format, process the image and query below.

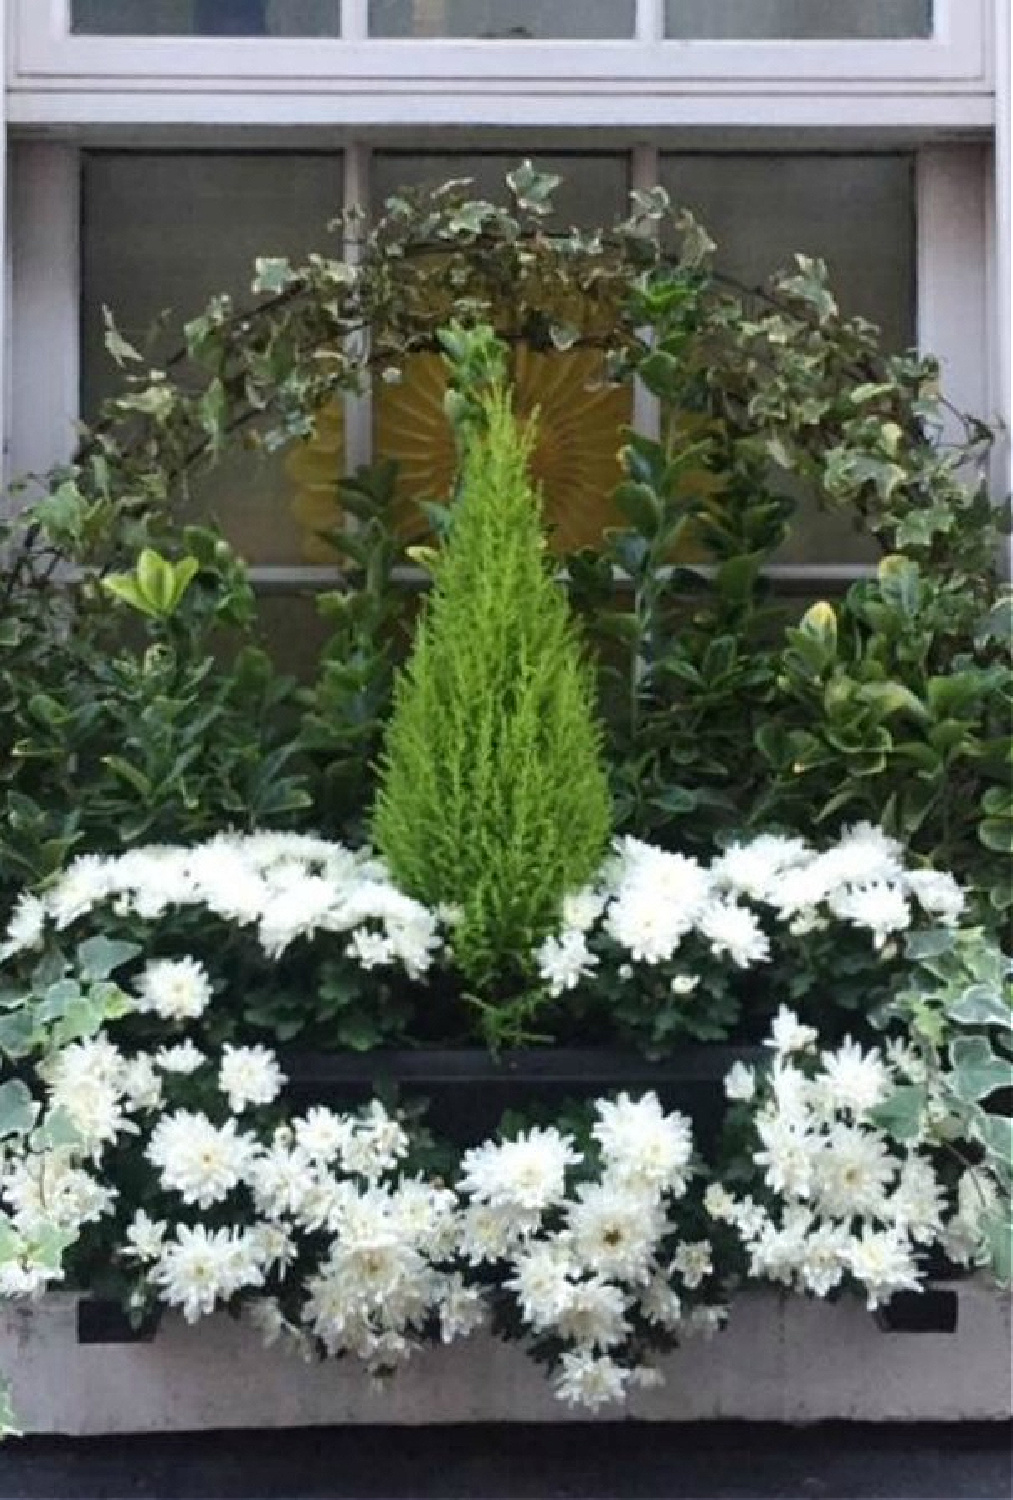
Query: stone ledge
4,1283,1011,1434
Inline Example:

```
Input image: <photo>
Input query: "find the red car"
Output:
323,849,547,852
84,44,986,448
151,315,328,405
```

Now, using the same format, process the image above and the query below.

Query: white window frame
6,0,993,132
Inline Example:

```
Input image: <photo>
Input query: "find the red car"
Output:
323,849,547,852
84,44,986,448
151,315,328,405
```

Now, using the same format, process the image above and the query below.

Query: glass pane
369,1,635,38
82,154,345,565
660,154,915,564
371,155,632,553
665,1,932,40
72,1,341,37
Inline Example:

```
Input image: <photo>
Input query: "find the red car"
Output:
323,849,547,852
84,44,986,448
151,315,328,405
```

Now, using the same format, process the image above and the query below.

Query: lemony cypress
371,330,612,1005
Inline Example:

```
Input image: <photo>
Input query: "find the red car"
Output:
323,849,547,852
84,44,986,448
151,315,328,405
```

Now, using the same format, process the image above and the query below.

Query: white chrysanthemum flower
150,1224,264,1323
568,1181,661,1284
884,1038,928,1085
246,1222,298,1273
339,1102,408,1180
561,886,607,932
122,1208,167,1263
187,841,268,925
535,929,599,996
815,823,905,891
754,1114,815,1200
672,1240,712,1289
0,892,47,957
697,900,770,968
711,835,811,904
592,1093,692,1195
766,1005,818,1056
383,909,442,978
459,1127,580,1215
47,855,114,928
247,1142,317,1221
457,1202,531,1264
891,1155,946,1244
109,846,192,919
346,928,396,971
146,1111,256,1208
218,1044,285,1114
437,1275,487,1343
704,1183,737,1222
604,891,687,965
505,1241,579,1328
389,1178,458,1259
639,1270,683,1330
552,1349,628,1410
41,1037,133,1154
155,1040,206,1075
724,1061,756,1102
120,1055,163,1113
797,1221,851,1297
844,1228,921,1309
820,1039,891,1117
604,842,712,963
554,1277,630,1351
293,1106,354,1164
257,875,337,956
4,1149,117,1235
135,956,213,1021
903,868,966,924
831,880,912,949
815,1127,897,1220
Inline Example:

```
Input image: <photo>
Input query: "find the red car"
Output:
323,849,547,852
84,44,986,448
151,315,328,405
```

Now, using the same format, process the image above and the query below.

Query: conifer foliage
372,327,612,1006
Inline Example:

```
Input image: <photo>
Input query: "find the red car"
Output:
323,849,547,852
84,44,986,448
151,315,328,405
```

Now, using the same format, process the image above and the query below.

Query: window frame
7,0,992,133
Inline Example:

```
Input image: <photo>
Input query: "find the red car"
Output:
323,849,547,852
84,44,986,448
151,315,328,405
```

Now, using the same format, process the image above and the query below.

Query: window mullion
631,144,661,444
342,0,369,41
636,0,665,43
343,141,373,476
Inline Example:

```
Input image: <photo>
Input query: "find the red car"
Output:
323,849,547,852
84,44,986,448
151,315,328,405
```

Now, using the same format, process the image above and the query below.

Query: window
5,0,1003,598
664,1,933,40
72,1,343,36
369,1,637,38
82,153,343,565
71,146,927,570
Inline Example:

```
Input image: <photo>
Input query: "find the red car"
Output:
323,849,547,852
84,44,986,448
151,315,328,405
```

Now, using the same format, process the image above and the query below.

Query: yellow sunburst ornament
286,346,631,562
285,400,346,563
377,346,631,553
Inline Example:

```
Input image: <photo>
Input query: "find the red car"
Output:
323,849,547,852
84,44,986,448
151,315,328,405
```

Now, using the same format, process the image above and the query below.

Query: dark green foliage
372,332,612,997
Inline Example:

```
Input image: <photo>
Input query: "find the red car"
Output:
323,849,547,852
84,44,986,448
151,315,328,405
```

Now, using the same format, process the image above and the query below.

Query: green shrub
372,329,612,1006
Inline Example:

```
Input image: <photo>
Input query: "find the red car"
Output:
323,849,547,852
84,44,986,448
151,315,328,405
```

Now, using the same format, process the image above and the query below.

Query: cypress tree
371,328,612,1006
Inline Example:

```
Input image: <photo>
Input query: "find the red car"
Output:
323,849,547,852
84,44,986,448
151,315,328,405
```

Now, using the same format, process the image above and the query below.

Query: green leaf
877,555,921,616
983,1211,1012,1286
948,986,1013,1031
905,928,955,962
0,1080,37,1139
76,937,141,983
950,1036,1011,1103
35,1106,83,1151
102,306,144,367
0,1009,37,1060
252,257,295,295
614,481,664,537
979,819,1013,854
975,1114,1013,1167
870,1085,926,1142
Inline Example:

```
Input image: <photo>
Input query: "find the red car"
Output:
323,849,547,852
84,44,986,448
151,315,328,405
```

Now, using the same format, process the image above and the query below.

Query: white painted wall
5,1285,1011,1434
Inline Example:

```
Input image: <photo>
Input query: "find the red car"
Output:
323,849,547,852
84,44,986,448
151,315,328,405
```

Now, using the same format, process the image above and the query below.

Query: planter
280,1044,763,1147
